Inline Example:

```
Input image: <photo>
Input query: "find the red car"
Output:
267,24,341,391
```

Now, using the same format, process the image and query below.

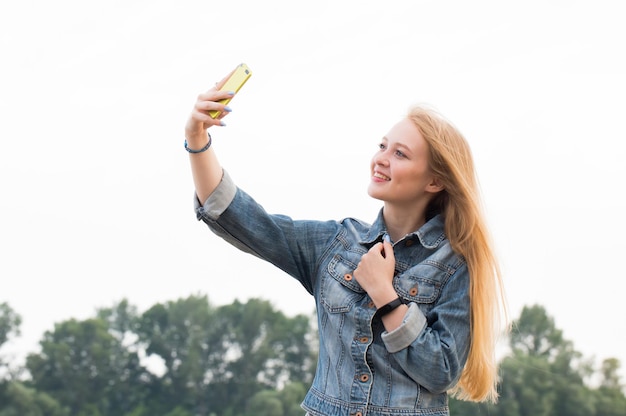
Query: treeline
1,298,625,416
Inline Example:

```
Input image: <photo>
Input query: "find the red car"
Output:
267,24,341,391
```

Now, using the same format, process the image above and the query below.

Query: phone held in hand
209,63,252,118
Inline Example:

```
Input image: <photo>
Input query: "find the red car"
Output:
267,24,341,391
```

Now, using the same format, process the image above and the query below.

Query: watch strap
376,297,404,317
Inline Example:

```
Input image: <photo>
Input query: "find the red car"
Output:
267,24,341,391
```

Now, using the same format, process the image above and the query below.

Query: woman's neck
382,204,427,242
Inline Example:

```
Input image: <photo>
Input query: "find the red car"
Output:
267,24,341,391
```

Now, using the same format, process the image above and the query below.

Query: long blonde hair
408,105,507,403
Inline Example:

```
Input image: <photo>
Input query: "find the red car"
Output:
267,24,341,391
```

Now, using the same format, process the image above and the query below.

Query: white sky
2,0,625,380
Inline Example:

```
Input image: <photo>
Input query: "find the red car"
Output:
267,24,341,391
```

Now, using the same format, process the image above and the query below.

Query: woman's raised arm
184,71,236,203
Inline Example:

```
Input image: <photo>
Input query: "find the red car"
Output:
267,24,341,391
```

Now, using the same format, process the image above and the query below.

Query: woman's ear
426,176,445,194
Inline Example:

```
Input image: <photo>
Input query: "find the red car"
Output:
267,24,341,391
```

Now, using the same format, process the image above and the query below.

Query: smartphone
209,63,252,118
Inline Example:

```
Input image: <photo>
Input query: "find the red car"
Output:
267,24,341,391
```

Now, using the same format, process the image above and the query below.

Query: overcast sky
2,0,625,380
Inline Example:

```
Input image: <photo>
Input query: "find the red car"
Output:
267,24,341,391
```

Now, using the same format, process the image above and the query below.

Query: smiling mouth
373,172,391,181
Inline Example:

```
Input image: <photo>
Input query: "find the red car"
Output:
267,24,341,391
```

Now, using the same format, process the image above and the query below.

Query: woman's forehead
385,118,425,147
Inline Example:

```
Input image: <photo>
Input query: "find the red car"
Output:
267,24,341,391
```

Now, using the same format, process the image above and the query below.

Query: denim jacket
195,171,471,416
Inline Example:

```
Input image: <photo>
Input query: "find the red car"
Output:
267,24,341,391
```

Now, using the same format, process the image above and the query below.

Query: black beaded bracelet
376,297,404,317
184,132,212,153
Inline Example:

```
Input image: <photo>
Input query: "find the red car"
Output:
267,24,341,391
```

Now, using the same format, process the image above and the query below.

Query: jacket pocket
321,254,367,313
394,262,449,310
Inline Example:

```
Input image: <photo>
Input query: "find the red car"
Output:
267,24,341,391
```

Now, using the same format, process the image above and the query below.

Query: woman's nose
373,151,389,166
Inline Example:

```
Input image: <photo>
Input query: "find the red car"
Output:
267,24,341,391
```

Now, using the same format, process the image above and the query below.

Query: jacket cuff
381,302,427,353
194,169,237,221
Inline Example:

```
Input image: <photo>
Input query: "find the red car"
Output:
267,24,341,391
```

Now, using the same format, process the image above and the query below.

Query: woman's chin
367,186,385,201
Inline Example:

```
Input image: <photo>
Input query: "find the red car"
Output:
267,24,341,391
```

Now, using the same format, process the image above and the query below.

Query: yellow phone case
209,63,252,118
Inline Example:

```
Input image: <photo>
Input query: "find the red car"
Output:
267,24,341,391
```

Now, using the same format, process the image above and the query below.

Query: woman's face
368,118,441,207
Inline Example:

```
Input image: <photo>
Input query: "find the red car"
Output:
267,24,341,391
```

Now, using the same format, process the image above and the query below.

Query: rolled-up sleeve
194,170,238,221
381,303,427,353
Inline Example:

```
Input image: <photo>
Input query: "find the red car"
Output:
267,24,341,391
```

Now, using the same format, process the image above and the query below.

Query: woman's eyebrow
382,136,412,153
390,139,411,152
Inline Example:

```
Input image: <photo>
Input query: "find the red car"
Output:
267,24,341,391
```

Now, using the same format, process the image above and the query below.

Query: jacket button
367,301,375,308
359,374,369,382
354,413,363,416
410,287,418,296
359,336,369,343
344,273,353,281
405,239,414,246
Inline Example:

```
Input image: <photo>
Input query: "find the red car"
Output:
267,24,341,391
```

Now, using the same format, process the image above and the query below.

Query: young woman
184,70,507,416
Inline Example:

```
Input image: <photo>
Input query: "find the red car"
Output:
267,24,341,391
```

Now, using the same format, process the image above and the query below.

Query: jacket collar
361,208,446,249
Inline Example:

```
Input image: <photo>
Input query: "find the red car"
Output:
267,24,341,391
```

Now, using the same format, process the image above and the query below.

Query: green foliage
0,303,21,347
1,299,624,416
25,315,150,415
0,303,22,381
0,380,69,416
136,294,217,414
594,358,626,415
245,390,284,416
450,304,626,416
501,305,596,416
593,385,626,416
128,295,312,415
278,382,308,416
243,382,308,416
510,304,565,358
601,358,624,390
122,404,149,416
163,406,194,416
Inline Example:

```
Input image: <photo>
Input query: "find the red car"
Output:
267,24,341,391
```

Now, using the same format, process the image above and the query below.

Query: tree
593,358,626,416
244,382,308,416
600,358,624,391
25,315,148,416
450,304,626,415
95,299,157,414
495,305,595,415
0,380,69,416
135,295,314,416
0,302,22,380
5,299,626,415
206,298,314,415
136,294,220,415
0,303,21,349
245,390,283,416
509,304,565,359
277,382,308,416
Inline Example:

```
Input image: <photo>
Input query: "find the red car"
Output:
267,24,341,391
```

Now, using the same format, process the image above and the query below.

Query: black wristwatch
376,297,404,317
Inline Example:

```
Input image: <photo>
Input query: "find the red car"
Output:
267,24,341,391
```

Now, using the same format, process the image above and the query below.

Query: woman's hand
184,70,236,146
353,238,397,307
184,69,238,203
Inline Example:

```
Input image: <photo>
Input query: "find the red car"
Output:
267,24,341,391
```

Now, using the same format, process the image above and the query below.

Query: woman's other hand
353,238,397,306
184,70,236,145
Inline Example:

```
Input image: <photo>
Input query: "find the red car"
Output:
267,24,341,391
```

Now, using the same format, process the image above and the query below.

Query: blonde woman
185,70,507,415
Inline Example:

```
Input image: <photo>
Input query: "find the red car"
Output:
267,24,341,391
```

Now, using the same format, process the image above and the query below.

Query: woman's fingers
355,242,394,283
382,238,394,261
214,68,236,90
184,69,238,138
189,91,234,125
199,92,234,111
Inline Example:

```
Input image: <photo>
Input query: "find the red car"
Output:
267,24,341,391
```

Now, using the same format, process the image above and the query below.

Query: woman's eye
395,150,406,158
378,143,386,150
